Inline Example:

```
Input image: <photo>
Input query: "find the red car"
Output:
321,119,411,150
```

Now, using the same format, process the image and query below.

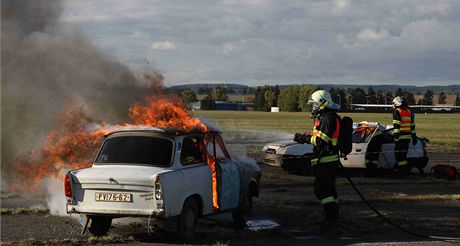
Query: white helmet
308,90,340,111
392,96,404,107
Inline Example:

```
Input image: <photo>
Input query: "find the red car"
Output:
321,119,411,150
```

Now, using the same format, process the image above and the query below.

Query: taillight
154,176,162,200
64,175,72,197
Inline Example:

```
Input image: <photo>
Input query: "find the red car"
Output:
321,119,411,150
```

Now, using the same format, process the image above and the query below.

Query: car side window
204,133,230,163
181,136,204,166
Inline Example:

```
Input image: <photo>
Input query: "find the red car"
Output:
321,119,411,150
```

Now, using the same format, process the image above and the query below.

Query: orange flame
14,85,207,191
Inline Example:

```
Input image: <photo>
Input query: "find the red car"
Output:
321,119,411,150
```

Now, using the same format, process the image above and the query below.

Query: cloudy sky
61,0,460,86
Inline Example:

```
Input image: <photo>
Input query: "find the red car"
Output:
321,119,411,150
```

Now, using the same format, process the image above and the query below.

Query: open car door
204,132,240,212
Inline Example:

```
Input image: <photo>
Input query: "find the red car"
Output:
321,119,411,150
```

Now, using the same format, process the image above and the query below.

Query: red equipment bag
431,165,457,180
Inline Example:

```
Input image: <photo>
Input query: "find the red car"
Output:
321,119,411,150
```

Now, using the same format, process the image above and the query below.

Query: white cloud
416,2,452,16
399,19,450,48
222,0,265,7
151,41,176,50
222,42,239,55
131,31,142,39
357,28,389,42
332,0,351,14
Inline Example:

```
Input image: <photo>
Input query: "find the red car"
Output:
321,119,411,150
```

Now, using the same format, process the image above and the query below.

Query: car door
161,135,213,217
378,132,396,169
205,133,240,212
341,127,369,168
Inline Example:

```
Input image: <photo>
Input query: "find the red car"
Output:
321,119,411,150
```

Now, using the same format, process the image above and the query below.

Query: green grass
194,111,460,153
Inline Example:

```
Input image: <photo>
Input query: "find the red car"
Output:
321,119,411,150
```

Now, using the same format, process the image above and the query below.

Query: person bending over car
356,123,384,177
294,90,341,225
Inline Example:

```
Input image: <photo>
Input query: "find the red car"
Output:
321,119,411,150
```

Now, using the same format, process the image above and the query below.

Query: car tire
88,216,112,236
178,198,199,240
232,192,253,229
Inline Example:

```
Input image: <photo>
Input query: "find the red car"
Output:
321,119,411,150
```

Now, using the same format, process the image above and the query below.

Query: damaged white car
65,128,261,238
263,122,429,175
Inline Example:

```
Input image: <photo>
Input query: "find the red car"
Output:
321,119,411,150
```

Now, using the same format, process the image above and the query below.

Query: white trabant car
263,122,429,175
65,128,261,238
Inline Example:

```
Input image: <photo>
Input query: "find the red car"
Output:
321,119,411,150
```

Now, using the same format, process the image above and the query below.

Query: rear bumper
66,204,165,218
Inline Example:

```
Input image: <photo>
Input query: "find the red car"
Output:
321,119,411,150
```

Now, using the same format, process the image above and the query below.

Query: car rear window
95,136,173,166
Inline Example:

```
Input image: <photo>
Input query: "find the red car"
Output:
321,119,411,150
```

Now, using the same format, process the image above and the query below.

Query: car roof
104,125,222,138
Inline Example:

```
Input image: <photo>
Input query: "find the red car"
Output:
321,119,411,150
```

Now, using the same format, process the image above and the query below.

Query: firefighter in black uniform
392,96,416,176
294,90,341,224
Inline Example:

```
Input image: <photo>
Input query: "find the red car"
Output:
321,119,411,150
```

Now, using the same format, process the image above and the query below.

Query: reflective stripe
311,155,339,166
397,108,413,133
397,160,408,166
331,118,340,147
365,159,378,164
393,120,401,124
393,129,400,133
311,118,339,147
321,196,336,205
399,135,411,139
311,120,319,146
331,139,338,146
317,131,331,142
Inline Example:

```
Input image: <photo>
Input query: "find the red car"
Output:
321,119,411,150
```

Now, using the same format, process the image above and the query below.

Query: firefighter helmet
308,90,340,111
392,96,405,107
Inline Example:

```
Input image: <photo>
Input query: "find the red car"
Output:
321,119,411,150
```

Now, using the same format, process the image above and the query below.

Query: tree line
176,85,460,111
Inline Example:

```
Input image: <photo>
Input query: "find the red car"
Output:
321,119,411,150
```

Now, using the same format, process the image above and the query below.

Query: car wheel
232,192,253,229
88,216,112,236
178,198,199,240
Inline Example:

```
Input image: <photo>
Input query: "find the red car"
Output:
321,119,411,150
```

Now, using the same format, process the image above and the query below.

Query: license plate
95,192,132,202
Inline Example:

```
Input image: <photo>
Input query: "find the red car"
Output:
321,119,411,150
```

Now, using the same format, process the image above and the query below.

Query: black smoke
1,0,154,187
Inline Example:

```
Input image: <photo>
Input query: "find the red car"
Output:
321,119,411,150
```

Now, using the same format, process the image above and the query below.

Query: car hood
70,164,173,187
263,141,313,155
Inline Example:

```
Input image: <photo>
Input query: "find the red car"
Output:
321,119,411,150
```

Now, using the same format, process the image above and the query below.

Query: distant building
432,104,455,111
214,101,246,110
189,102,201,110
193,100,253,110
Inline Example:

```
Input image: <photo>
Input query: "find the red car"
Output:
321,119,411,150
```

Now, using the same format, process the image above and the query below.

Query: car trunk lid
70,165,171,187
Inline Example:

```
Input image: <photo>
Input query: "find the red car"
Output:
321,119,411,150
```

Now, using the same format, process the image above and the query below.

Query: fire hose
339,162,460,243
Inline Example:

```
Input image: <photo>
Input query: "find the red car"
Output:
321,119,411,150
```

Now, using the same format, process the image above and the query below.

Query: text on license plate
95,192,132,202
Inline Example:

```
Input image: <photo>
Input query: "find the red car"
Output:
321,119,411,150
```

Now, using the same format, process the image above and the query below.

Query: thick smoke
1,0,155,189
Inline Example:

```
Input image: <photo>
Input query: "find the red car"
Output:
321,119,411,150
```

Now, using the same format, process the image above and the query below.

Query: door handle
356,149,362,152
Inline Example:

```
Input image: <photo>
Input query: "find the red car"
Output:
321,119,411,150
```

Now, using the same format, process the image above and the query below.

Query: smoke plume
1,0,155,190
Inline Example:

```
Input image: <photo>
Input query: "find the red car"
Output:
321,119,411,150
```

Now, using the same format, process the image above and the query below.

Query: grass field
194,111,460,154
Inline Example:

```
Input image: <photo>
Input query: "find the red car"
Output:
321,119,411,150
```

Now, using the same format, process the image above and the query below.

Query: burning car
65,127,261,238
263,121,429,175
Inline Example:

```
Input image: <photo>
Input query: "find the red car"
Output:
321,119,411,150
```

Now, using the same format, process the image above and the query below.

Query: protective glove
412,135,417,145
294,133,311,144
294,133,304,143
